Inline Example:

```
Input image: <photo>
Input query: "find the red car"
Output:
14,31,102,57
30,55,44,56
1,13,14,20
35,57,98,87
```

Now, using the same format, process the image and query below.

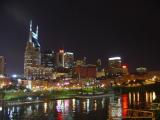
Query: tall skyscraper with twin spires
24,21,41,78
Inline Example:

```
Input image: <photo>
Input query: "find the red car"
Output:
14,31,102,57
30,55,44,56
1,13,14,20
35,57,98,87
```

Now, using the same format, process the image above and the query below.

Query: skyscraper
41,49,55,68
0,56,6,76
107,57,122,77
56,50,74,68
24,21,41,78
64,52,74,68
56,49,64,68
108,57,121,69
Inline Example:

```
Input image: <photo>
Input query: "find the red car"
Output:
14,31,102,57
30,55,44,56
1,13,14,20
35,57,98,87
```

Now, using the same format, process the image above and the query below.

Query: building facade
56,50,74,68
107,57,123,77
96,59,102,72
24,66,53,80
73,64,97,78
56,49,64,68
108,57,122,69
24,21,41,79
0,56,6,76
64,52,74,68
41,49,55,68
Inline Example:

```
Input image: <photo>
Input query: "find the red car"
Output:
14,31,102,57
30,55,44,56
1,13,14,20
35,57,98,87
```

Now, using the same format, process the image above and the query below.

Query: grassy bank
3,90,26,101
0,88,108,101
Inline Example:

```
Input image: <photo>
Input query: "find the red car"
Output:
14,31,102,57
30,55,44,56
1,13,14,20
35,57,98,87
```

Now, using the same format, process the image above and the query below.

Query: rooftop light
109,57,121,60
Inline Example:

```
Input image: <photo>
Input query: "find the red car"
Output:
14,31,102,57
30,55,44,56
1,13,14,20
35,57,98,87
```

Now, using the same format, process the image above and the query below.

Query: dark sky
0,0,160,75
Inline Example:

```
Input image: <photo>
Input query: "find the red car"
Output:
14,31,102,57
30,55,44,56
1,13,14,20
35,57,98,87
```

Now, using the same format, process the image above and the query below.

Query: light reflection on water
86,99,89,113
72,99,76,112
137,92,139,102
0,98,108,119
0,91,157,120
127,91,156,108
93,100,97,111
44,102,47,113
153,92,156,100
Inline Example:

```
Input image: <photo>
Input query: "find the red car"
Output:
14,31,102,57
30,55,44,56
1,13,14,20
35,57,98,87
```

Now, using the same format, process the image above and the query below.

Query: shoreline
0,93,112,106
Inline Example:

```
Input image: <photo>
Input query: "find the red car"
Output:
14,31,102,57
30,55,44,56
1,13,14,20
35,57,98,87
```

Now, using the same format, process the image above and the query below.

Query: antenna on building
30,20,32,31
29,20,32,42
36,25,38,39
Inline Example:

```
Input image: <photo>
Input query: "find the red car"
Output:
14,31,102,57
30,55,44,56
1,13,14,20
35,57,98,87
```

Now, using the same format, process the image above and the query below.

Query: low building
73,64,96,78
25,65,54,80
96,70,105,78
136,67,147,74
0,77,12,88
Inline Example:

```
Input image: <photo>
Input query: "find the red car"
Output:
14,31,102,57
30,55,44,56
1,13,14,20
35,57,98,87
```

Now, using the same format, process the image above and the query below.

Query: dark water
0,91,157,120
0,98,109,120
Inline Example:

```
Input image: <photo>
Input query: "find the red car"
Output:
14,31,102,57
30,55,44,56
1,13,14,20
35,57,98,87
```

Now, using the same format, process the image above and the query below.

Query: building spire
36,25,38,39
30,20,32,31
29,20,32,42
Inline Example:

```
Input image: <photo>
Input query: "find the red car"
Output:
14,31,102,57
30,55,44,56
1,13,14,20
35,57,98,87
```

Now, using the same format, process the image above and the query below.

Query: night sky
0,0,160,75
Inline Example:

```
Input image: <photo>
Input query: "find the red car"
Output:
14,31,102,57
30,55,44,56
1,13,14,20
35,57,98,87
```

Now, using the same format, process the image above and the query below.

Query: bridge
109,108,155,120
108,101,155,120
123,109,155,120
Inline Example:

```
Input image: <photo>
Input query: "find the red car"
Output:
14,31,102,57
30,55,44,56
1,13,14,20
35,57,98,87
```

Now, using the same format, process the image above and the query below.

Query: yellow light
153,92,156,100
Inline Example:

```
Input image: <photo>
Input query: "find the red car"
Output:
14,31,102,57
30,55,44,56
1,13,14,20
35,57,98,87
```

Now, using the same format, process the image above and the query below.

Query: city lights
108,57,121,60
0,1,159,120
0,74,4,78
122,65,127,69
12,74,17,78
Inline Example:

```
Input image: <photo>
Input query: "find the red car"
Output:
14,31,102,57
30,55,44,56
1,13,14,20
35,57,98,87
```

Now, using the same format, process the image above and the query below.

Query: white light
0,75,4,78
64,52,73,55
44,102,47,113
12,74,17,78
101,84,105,87
0,106,2,111
32,32,38,40
108,57,121,60
153,92,156,100
27,97,32,100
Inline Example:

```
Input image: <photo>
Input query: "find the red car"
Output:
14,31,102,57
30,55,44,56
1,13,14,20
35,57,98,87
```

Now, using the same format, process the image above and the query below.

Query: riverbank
0,94,108,107
114,83,160,93
75,94,111,99
0,88,110,106
3,100,44,106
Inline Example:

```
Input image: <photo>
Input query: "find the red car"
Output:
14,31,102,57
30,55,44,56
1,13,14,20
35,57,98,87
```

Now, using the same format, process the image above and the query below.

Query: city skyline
0,0,160,74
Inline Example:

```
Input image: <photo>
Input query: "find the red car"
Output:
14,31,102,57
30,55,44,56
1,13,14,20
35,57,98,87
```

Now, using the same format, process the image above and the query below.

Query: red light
122,94,128,117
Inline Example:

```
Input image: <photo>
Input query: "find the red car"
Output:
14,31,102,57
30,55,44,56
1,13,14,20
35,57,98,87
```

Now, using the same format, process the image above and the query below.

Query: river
0,90,158,120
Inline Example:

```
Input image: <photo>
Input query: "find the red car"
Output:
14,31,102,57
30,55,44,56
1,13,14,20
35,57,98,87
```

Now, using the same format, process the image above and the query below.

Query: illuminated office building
24,66,53,80
56,49,64,68
108,57,122,69
24,21,41,78
56,49,74,68
64,52,74,68
107,57,122,76
41,49,55,68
